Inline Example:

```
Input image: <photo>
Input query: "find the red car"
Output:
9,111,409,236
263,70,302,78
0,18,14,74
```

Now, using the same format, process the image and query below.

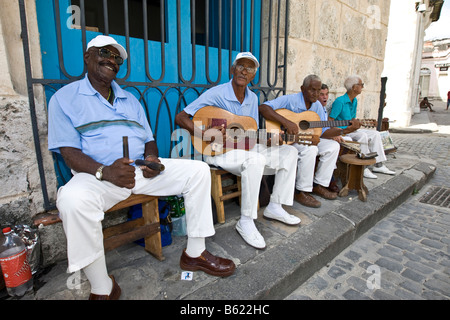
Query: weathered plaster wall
263,0,391,120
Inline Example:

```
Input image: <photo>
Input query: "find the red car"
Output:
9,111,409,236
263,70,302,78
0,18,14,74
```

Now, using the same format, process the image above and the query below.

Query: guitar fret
308,120,350,128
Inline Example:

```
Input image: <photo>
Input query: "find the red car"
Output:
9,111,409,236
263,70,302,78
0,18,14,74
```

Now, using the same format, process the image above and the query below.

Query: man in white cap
48,35,235,300
176,52,300,250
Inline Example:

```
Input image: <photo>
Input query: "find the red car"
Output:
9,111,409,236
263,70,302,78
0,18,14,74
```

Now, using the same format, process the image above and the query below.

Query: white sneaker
364,168,378,179
263,207,301,226
372,164,395,175
236,220,266,249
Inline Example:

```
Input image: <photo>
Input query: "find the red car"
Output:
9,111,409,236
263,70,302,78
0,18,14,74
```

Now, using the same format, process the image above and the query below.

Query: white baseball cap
86,35,128,60
233,52,259,68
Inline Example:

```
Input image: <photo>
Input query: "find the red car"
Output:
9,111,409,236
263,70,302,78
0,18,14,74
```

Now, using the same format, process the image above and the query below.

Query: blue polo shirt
183,80,260,126
263,92,329,135
48,74,154,166
329,93,357,121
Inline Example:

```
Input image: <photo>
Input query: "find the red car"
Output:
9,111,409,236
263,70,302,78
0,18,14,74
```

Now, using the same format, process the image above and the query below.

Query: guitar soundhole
299,120,310,130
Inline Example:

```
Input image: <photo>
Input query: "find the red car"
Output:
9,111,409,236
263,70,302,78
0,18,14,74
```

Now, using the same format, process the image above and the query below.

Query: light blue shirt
183,80,260,126
263,92,330,135
48,74,154,166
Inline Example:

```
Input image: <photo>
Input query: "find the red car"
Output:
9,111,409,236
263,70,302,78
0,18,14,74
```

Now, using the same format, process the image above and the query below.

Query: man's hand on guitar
348,118,361,132
282,120,299,135
331,135,345,143
204,125,226,145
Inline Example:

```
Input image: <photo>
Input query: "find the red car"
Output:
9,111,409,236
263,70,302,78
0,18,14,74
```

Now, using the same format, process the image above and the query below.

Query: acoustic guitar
265,109,377,138
191,106,319,156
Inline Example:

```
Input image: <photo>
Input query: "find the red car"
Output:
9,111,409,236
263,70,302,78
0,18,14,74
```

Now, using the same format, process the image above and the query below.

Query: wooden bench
34,194,164,261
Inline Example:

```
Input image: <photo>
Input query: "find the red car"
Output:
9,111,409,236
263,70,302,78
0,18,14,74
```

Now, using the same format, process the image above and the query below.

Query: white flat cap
87,35,127,60
233,52,259,68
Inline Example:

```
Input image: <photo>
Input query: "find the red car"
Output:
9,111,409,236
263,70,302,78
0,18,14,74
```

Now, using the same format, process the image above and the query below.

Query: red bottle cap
2,227,11,234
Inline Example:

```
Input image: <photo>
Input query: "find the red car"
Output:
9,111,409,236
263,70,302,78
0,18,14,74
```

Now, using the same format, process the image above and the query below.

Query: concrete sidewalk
28,148,437,300
30,156,435,300
9,104,447,301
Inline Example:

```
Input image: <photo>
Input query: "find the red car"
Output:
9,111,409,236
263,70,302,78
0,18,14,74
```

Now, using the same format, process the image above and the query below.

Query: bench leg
142,199,165,261
211,172,226,224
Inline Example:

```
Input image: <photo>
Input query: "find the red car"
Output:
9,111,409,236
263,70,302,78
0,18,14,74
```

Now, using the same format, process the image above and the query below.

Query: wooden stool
103,194,164,261
338,154,376,202
210,167,241,224
34,194,164,261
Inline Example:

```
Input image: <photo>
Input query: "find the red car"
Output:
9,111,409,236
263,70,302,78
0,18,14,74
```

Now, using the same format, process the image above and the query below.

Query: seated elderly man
48,35,235,300
329,75,395,179
259,75,354,208
176,52,299,250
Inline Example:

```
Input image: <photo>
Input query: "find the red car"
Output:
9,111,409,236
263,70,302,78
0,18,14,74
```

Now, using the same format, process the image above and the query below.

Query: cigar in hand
135,159,165,172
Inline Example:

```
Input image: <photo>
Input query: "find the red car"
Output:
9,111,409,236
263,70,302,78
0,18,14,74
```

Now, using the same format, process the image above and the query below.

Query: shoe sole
312,193,337,200
263,214,301,226
372,171,395,175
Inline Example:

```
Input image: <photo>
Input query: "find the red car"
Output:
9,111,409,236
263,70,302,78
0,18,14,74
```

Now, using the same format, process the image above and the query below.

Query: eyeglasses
356,83,365,87
235,64,257,74
97,48,124,65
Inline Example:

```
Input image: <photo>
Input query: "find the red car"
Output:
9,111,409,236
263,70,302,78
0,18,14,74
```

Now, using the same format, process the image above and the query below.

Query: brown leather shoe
328,181,340,193
313,185,338,200
180,249,236,277
294,191,321,208
88,275,121,300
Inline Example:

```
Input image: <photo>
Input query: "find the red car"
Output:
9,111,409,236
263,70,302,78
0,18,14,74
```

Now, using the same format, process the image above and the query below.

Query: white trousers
57,158,215,273
346,129,386,163
293,138,340,192
205,144,298,219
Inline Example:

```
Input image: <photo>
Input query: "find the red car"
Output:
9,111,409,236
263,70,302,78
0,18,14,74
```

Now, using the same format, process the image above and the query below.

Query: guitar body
191,106,258,156
265,109,323,138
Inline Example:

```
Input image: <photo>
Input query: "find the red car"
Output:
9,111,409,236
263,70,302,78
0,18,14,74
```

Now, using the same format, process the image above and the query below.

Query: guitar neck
307,119,375,129
307,120,350,128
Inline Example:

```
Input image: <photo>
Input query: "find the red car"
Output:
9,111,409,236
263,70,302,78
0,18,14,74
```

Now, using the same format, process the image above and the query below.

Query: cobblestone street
286,103,450,300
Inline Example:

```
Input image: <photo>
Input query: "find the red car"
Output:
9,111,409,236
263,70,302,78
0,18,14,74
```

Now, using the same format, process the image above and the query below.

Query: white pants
205,144,298,219
346,129,386,163
57,158,214,273
293,138,340,192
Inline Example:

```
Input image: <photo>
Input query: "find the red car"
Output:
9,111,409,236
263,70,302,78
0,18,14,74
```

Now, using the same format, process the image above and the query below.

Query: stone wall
0,95,56,225
0,1,56,228
264,0,391,120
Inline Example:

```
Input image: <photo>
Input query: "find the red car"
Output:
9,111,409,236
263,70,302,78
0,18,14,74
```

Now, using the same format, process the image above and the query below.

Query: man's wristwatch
95,165,105,180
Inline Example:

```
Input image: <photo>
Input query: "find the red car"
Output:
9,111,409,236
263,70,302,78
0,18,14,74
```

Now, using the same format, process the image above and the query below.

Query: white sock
185,237,206,258
82,255,113,295
266,202,288,217
239,215,258,234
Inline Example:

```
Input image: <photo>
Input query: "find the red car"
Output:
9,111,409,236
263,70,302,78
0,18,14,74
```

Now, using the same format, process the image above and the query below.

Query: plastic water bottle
0,227,33,297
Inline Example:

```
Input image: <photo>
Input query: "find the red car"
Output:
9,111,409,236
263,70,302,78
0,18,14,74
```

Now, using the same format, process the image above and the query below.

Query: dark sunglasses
97,48,124,65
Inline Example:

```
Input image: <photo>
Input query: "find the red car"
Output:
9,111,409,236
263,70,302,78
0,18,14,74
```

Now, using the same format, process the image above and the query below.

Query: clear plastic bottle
0,227,33,297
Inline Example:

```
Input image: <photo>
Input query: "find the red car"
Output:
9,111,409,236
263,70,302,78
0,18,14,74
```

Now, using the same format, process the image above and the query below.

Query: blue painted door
35,0,261,186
